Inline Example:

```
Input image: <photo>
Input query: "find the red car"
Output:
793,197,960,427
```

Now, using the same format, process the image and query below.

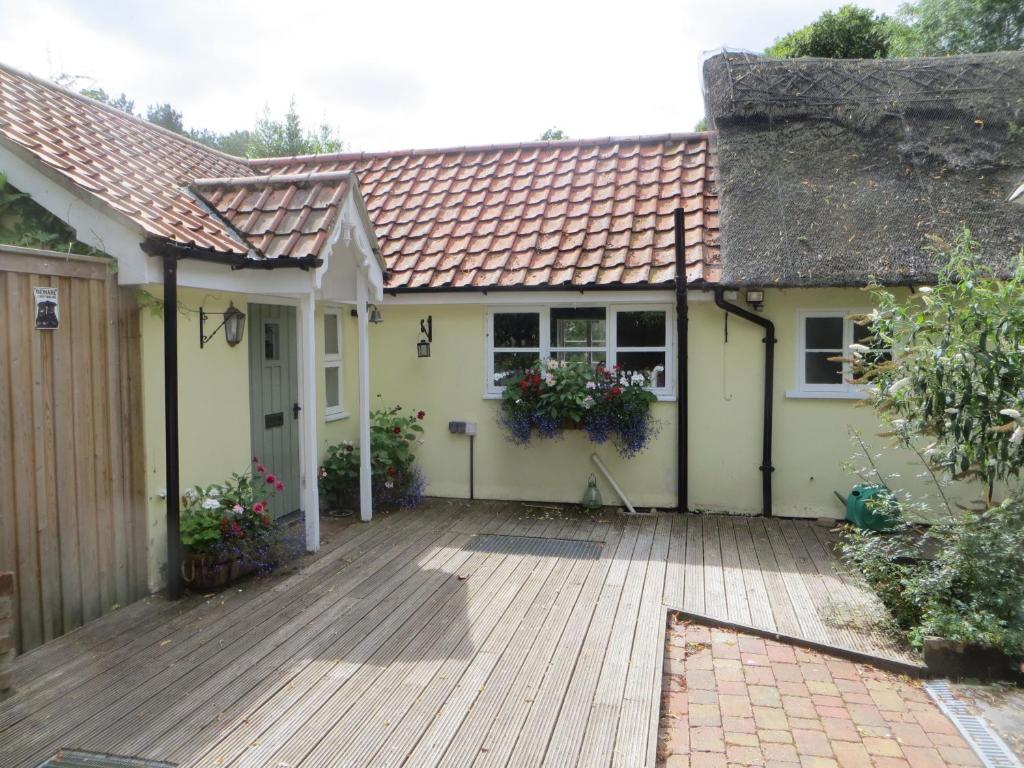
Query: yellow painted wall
687,287,981,519
360,304,678,509
139,286,253,591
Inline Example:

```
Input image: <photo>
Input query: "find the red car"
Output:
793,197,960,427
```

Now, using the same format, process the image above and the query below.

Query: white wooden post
301,290,321,551
356,270,373,522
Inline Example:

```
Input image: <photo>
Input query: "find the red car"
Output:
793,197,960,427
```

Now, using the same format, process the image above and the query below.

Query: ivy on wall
0,173,98,255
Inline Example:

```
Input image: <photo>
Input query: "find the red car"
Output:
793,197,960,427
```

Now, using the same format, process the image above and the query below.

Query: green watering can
844,484,899,531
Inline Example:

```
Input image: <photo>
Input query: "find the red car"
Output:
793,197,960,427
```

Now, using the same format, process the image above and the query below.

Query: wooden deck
0,500,910,768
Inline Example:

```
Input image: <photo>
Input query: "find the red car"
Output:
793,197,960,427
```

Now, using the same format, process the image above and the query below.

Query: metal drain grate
37,751,175,768
466,534,602,559
924,681,1022,768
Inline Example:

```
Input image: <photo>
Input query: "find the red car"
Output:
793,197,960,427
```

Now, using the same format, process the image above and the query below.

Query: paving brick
749,685,782,708
691,688,721,705
890,722,932,748
720,694,753,719
691,703,722,727
901,745,948,768
772,663,804,683
782,696,818,719
790,716,826,732
821,716,860,742
831,740,873,768
798,757,839,768
723,715,757,734
725,729,760,747
753,705,789,731
777,680,811,697
728,743,766,765
766,642,797,663
871,688,909,712
759,729,794,744
935,745,982,766
687,670,718,690
745,666,777,686
863,737,904,758
739,636,768,655
690,725,726,752
793,728,834,758
763,742,799,763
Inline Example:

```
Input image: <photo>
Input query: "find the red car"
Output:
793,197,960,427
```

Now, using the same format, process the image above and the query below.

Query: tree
146,103,184,134
247,99,343,159
79,87,136,115
890,0,1024,55
766,4,899,58
539,127,568,141
694,117,708,131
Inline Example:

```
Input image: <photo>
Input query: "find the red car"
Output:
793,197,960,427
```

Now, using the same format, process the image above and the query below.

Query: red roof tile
251,136,719,289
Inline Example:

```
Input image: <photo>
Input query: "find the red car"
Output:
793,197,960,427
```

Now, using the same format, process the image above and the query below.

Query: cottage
0,51,1021,653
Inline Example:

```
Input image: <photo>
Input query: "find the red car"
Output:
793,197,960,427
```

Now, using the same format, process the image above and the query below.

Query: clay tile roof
0,61,253,256
190,171,353,260
251,135,719,290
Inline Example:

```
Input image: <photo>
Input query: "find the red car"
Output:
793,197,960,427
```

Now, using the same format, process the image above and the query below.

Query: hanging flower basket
498,360,661,458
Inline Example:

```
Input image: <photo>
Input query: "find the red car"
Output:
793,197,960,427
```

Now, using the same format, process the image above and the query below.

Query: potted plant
498,360,659,457
320,406,427,514
179,459,289,590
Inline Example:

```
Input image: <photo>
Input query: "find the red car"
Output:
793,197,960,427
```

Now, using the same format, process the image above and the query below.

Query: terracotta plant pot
181,553,231,590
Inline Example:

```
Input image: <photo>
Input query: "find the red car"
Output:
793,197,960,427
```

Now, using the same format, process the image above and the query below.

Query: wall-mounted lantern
745,290,765,312
199,302,246,348
417,315,433,358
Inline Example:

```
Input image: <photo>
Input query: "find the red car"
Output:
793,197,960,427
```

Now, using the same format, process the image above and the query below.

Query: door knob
292,402,302,419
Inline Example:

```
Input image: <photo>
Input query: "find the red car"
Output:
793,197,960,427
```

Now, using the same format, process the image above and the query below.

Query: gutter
713,286,776,517
674,209,689,512
141,238,323,270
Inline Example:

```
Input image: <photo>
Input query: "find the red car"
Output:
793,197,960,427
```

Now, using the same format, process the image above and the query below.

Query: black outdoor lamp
199,302,246,348
417,315,433,358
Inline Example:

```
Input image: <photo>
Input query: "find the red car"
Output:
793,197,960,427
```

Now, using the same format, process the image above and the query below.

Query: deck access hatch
37,751,176,768
466,534,602,559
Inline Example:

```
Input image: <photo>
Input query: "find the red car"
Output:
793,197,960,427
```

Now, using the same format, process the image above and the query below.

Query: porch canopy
0,61,385,597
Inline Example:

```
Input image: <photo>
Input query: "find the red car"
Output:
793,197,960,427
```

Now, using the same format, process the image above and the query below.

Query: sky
0,0,905,153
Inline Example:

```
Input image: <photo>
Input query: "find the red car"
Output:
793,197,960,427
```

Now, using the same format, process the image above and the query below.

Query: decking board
0,502,915,768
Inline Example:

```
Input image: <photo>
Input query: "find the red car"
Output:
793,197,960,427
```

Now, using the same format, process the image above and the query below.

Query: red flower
256,464,266,475
610,386,622,397
393,426,402,434
253,501,266,513
265,473,277,485
275,481,285,491
417,410,425,420
613,364,621,371
261,514,271,527
387,466,397,477
230,521,243,537
345,444,354,453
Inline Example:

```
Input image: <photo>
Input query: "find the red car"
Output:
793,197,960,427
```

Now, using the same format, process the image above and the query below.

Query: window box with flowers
319,406,427,515
498,360,660,457
179,460,301,590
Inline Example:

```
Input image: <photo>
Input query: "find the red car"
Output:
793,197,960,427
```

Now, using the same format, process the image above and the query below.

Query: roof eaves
184,185,264,259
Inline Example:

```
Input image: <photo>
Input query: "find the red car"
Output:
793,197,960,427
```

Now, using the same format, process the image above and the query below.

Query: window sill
785,389,868,401
325,410,351,423
482,392,676,402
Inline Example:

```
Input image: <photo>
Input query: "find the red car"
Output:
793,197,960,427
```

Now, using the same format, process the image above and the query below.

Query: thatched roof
703,51,1024,287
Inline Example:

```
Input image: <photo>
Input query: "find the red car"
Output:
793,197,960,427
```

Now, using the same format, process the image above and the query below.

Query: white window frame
484,303,675,400
788,309,869,400
323,308,347,420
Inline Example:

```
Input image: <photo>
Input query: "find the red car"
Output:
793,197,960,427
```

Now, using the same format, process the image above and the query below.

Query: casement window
323,310,345,420
791,310,876,398
485,304,673,398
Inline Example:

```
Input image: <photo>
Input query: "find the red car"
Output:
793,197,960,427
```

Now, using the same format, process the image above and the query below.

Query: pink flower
265,473,277,485
417,410,425,420
256,464,266,475
275,481,284,491
253,501,266,513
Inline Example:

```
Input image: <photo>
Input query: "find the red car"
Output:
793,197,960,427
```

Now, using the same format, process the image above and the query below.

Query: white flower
544,373,555,386
493,372,506,383
384,479,395,489
183,488,198,501
619,377,629,386
232,503,244,514
585,381,597,390
1000,408,1021,420
918,286,933,293
546,358,559,370
653,365,664,373
848,343,870,354
888,377,911,394
201,498,221,510
207,488,220,497
945,407,959,415
1012,426,1024,445
582,396,595,410
630,373,646,386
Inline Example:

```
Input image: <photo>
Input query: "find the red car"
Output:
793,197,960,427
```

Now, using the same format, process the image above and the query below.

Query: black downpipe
673,210,688,513
713,287,776,518
163,253,182,599
469,434,475,501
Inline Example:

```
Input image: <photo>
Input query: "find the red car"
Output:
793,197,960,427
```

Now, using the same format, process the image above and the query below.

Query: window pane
805,316,843,349
853,321,892,366
805,352,843,384
553,350,607,366
616,351,667,387
325,366,340,408
264,322,280,361
494,313,540,348
551,307,606,347
493,352,539,387
616,311,666,347
323,313,339,356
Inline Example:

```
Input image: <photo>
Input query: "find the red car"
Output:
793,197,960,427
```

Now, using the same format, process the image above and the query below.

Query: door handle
293,402,302,419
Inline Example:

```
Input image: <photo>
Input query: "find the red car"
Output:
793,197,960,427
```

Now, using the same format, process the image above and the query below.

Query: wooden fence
0,246,147,653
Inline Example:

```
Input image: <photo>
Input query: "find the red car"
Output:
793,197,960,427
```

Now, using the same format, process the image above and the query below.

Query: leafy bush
180,459,298,573
843,498,1024,658
843,231,1024,659
319,406,426,512
498,360,659,458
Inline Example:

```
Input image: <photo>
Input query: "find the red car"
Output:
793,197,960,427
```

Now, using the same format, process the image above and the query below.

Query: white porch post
301,290,321,551
356,270,373,522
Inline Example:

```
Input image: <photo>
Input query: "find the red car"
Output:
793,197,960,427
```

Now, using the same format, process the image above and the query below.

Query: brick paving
658,615,981,768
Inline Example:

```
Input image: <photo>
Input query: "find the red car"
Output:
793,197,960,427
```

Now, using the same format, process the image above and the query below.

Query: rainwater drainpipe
674,209,689,512
713,287,776,518
163,252,182,599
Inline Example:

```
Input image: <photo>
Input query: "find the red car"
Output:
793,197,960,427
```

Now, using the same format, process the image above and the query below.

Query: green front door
248,303,302,517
